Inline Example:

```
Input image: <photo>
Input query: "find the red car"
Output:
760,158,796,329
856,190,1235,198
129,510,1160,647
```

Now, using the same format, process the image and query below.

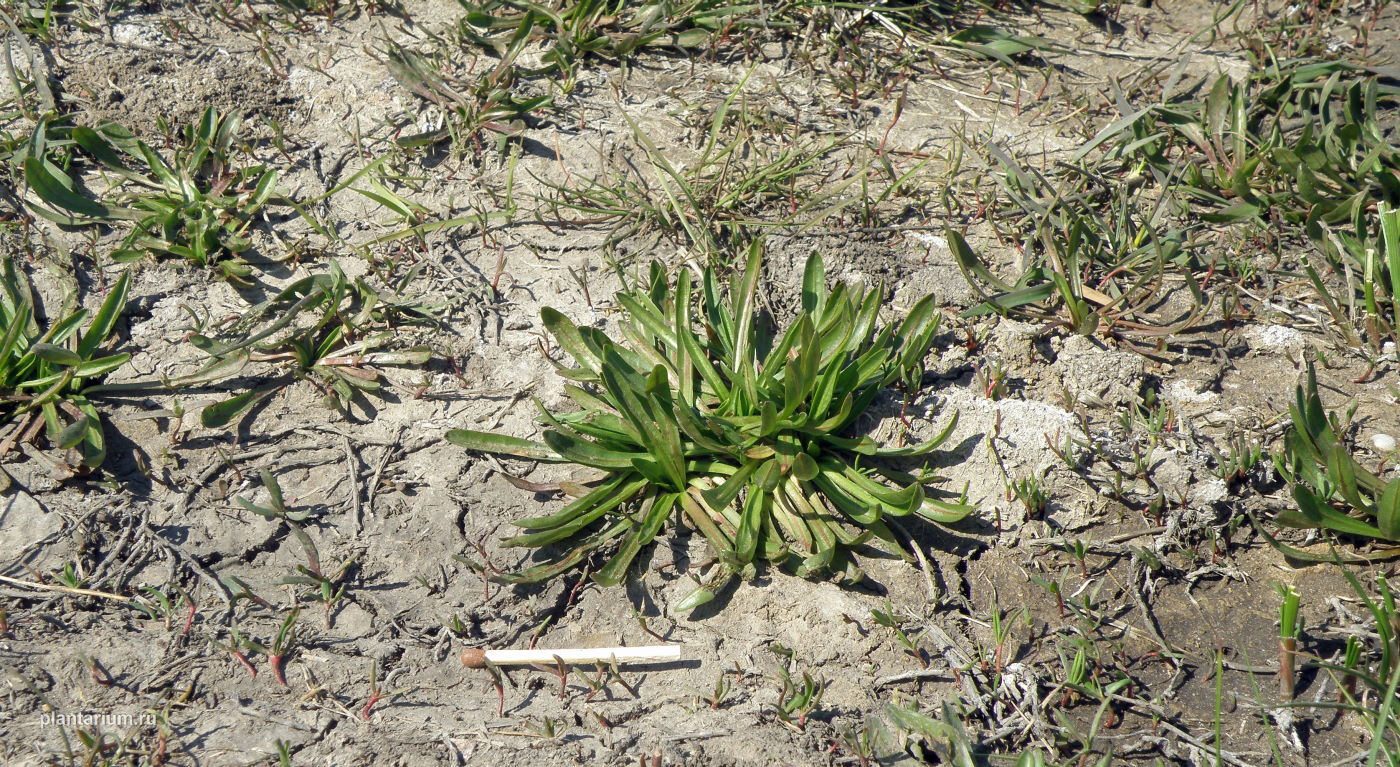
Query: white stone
111,23,167,48
1165,378,1218,405
1244,323,1306,353
1190,478,1229,507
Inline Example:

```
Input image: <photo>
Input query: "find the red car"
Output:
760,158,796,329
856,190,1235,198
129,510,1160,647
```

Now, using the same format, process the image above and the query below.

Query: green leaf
29,342,81,366
137,141,180,190
260,468,285,511
960,283,1057,318
917,496,976,524
791,451,819,481
1325,443,1368,513
77,271,130,360
1252,516,1392,564
513,475,642,529
1377,479,1400,541
236,496,280,520
733,487,767,565
838,466,922,516
542,307,604,374
811,469,879,526
759,399,778,437
875,412,960,457
493,520,630,584
617,292,676,349
501,483,636,548
201,387,278,429
71,127,141,181
1200,201,1262,223
947,228,1013,294
892,293,941,379
730,240,763,407
676,585,716,611
55,413,90,449
676,312,730,400
542,429,645,470
670,28,710,48
23,156,109,220
700,459,760,512
36,308,87,347
593,492,676,587
1293,485,1385,539
70,353,131,380
883,702,979,767
445,429,561,461
1070,104,1156,162
801,251,826,314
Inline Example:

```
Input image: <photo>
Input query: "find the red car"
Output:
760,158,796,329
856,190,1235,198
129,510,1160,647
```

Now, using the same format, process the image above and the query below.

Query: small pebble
1373,433,1397,452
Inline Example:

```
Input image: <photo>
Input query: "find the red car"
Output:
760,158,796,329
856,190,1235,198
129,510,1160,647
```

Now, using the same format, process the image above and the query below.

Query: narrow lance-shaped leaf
946,228,1015,293
501,484,640,548
511,475,643,529
23,156,109,220
55,413,91,449
672,268,697,407
875,412,961,457
29,342,82,366
892,293,941,378
729,240,763,409
1326,443,1370,515
733,484,768,566
593,492,676,587
77,271,130,360
493,520,630,584
917,495,976,524
202,387,278,429
541,428,646,470
801,251,826,315
1292,485,1385,540
541,306,604,374
71,397,107,469
700,458,761,512
810,469,880,526
1375,479,1400,541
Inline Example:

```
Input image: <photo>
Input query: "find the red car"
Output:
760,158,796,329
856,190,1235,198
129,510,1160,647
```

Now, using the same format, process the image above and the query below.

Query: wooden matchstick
460,644,681,668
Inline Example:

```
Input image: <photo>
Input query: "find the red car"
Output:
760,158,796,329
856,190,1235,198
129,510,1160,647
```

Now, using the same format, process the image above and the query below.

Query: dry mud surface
2,1,1399,766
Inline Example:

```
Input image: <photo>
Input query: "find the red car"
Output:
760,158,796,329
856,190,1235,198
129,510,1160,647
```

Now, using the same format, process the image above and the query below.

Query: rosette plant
1,264,130,471
448,245,974,609
1268,363,1400,559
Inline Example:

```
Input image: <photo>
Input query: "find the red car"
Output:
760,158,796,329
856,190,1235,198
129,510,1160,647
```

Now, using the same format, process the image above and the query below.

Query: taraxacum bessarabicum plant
1267,363,1400,559
0,262,130,471
449,244,974,610
23,107,281,284
188,263,434,429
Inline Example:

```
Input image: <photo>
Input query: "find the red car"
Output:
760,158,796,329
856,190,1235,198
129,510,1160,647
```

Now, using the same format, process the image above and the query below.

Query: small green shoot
870,602,929,668
1277,584,1301,700
267,608,300,687
770,646,825,733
